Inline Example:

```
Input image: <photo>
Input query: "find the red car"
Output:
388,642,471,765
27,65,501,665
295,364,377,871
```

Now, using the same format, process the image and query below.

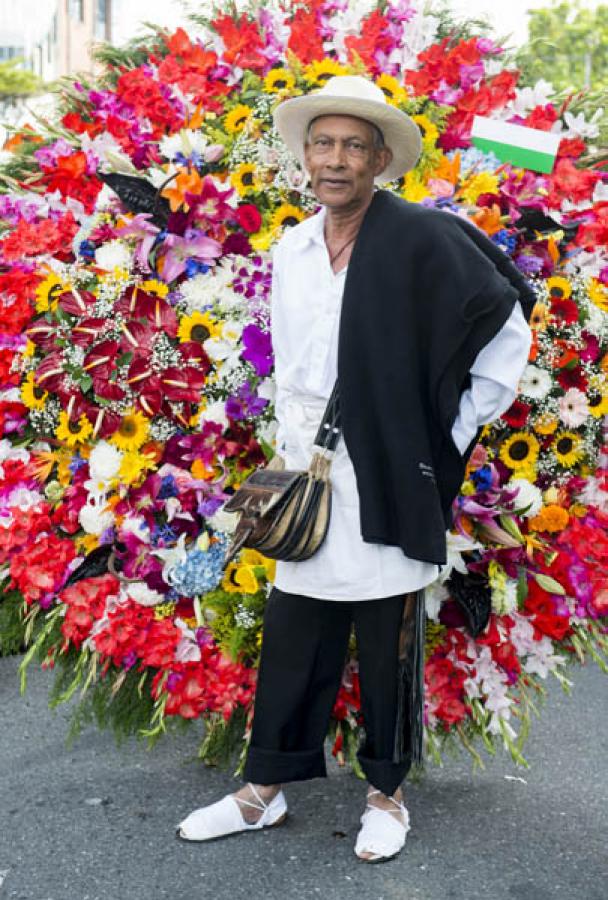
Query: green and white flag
471,116,561,174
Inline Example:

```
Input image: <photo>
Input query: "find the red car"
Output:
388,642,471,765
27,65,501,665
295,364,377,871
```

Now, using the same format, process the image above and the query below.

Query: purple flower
160,230,222,282
225,382,269,420
241,324,273,376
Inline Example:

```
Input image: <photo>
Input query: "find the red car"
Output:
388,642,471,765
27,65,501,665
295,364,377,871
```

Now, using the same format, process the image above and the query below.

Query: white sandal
354,789,410,863
177,783,288,842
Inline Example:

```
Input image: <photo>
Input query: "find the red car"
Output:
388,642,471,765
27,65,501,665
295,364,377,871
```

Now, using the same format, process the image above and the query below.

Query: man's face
303,115,392,213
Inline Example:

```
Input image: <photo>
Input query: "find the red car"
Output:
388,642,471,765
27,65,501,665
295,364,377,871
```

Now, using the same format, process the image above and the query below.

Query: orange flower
161,168,204,212
553,340,579,369
529,504,569,533
432,152,461,185
471,204,504,236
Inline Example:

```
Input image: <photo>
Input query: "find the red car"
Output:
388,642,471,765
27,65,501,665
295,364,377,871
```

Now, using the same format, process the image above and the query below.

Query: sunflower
230,162,262,197
224,104,254,134
110,409,150,452
270,203,306,231
529,301,550,331
553,431,584,467
498,432,540,471
587,389,608,418
221,562,259,594
263,67,296,93
375,73,408,106
141,278,169,298
55,411,94,448
304,59,349,85
588,277,608,312
20,372,48,410
545,275,572,300
35,272,68,313
178,310,221,344
411,114,439,145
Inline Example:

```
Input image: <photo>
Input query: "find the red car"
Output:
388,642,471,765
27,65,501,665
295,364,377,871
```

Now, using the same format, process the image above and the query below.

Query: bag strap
312,381,341,452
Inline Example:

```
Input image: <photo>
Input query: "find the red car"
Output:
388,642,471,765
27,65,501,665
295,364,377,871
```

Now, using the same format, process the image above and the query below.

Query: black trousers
243,587,416,797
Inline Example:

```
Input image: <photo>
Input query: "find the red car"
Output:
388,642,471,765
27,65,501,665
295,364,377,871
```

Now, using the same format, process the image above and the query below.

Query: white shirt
271,207,532,601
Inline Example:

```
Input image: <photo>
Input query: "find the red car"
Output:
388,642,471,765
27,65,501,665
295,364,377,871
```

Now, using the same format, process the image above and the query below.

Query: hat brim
273,94,422,183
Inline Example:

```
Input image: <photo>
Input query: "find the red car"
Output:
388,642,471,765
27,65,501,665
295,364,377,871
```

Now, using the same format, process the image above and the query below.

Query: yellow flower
224,104,254,134
411,114,439,145
400,170,430,202
553,431,583,467
533,414,558,435
304,59,348,86
588,388,608,418
459,172,499,205
118,450,150,485
23,339,36,358
230,162,262,197
263,68,296,93
546,275,572,300
588,277,608,312
177,310,221,344
529,504,569,533
55,411,94,448
250,230,276,252
460,480,476,496
35,272,68,313
141,279,169,298
375,73,408,106
529,301,550,331
498,432,540,471
76,533,100,554
270,203,306,231
154,601,178,620
110,409,150,452
221,562,259,594
20,372,47,410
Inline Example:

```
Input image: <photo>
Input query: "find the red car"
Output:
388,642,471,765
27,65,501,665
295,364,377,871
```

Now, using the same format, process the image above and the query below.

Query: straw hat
273,75,421,182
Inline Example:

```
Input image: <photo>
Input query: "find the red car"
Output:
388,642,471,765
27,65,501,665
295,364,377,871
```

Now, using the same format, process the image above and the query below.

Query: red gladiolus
523,104,558,132
286,7,325,65
524,581,572,641
139,618,182,669
212,13,267,72
59,574,120,649
0,504,53,564
0,212,79,262
9,532,77,605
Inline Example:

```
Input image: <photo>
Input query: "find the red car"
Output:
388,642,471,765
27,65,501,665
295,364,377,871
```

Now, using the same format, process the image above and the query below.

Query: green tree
516,2,608,92
0,58,42,102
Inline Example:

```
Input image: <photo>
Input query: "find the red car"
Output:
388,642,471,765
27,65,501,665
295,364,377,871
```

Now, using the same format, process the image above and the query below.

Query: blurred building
0,0,113,81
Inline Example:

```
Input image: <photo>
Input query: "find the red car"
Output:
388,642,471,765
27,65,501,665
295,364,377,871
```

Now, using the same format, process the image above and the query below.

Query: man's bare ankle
233,782,282,823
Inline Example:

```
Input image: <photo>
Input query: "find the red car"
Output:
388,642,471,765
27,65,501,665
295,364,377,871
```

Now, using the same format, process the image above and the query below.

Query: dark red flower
501,399,531,429
235,204,262,234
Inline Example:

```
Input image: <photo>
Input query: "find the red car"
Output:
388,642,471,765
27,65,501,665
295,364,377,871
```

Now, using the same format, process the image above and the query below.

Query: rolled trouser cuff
243,745,327,785
357,752,412,797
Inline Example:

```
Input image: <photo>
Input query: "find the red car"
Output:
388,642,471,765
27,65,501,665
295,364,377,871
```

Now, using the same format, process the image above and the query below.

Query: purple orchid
159,229,222,282
241,323,273,376
225,382,269,420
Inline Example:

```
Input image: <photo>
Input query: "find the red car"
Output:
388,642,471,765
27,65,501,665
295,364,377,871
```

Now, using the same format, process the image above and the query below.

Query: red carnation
236,204,262,234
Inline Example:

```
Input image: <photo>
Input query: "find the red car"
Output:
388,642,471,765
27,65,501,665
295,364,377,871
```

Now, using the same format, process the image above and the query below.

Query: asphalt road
0,653,606,900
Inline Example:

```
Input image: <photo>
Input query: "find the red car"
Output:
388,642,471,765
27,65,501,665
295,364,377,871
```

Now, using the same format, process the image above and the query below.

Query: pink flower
558,388,588,427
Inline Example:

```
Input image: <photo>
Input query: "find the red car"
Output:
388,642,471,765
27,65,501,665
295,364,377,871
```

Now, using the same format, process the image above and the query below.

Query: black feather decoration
100,172,171,229
446,568,492,638
63,544,114,588
516,208,579,241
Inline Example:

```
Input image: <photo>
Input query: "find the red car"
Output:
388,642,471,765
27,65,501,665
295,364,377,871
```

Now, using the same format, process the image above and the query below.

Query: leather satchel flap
223,469,302,516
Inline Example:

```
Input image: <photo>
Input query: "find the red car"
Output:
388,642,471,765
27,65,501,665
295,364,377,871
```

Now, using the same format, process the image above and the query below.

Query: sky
114,0,604,49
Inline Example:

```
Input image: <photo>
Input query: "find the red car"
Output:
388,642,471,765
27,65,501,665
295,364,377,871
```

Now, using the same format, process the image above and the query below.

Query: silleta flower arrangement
0,0,607,771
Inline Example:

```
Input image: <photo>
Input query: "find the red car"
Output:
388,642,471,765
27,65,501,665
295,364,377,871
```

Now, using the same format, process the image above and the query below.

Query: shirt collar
290,206,326,251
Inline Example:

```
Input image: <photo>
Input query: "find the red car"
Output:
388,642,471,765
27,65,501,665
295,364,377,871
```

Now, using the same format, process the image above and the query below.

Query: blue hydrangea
451,147,502,173
167,533,230,597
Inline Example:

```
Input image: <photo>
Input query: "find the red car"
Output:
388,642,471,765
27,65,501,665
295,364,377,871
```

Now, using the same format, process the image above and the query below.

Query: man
177,76,532,861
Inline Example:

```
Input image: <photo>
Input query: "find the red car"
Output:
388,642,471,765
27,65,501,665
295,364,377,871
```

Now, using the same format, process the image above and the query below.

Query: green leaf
533,573,566,595
516,568,528,608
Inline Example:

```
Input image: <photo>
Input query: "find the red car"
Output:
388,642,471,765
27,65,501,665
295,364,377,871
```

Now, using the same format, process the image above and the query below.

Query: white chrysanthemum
127,582,166,607
89,440,123,482
519,364,552,399
219,319,244,345
94,239,133,272
79,496,114,535
509,478,543,517
558,387,588,427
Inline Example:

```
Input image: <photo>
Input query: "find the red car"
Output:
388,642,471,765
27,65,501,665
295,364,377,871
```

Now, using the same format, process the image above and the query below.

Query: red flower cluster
439,71,519,150
0,504,53,564
425,634,469,727
213,13,267,72
345,10,393,74
9,531,76,605
574,202,608,251
37,151,102,215
116,69,183,138
286,7,325,65
157,648,256,720
158,29,229,112
547,159,601,210
0,212,79,262
524,582,572,641
59,574,120,649
0,348,19,387
475,616,522,683
0,269,38,334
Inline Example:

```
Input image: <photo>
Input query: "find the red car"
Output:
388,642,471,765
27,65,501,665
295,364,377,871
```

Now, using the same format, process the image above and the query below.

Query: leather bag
223,384,340,564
